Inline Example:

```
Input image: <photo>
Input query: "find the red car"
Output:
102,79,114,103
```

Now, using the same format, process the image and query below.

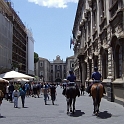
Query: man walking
50,83,56,105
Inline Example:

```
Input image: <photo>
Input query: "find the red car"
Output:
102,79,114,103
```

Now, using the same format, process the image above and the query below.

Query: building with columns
72,0,124,105
35,55,74,83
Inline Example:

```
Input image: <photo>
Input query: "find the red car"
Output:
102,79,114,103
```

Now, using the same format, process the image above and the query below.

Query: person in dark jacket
87,67,106,96
8,83,15,102
50,83,56,105
19,85,26,108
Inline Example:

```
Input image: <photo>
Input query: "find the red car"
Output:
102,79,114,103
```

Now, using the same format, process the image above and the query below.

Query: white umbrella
0,70,34,79
17,78,30,82
10,78,30,82
0,78,9,83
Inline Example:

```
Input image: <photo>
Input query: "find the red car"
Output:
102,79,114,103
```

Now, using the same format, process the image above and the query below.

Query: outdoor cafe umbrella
0,71,34,80
9,78,30,84
0,77,9,83
10,78,30,82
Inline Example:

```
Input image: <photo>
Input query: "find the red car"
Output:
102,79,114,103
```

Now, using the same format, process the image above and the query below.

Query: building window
40,71,43,77
99,0,105,22
57,65,60,70
51,65,53,69
56,72,60,77
64,65,66,70
88,12,91,37
92,0,97,32
64,73,66,78
40,62,43,67
102,51,108,79
115,45,122,78
71,63,74,68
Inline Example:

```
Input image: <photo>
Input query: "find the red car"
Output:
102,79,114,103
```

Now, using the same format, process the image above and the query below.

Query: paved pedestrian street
0,86,124,124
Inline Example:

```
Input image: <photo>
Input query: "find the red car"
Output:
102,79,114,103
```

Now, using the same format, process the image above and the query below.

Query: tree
34,52,39,63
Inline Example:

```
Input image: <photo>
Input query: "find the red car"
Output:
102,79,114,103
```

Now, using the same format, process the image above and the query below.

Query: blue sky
11,0,78,61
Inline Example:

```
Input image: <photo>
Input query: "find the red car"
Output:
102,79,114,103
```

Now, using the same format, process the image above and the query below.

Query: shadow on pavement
17,107,28,109
23,107,29,108
0,116,6,119
45,103,59,106
97,111,112,119
70,110,85,117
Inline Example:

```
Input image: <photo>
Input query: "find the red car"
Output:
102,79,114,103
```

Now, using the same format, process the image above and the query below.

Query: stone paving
0,86,124,124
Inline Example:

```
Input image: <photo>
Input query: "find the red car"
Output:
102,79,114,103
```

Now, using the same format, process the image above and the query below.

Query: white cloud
28,0,78,8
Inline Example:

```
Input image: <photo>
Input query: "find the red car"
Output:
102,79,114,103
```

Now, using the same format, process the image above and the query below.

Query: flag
70,37,74,49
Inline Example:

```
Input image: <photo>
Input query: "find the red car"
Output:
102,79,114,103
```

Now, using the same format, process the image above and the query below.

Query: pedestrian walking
25,82,30,97
0,90,4,117
36,82,41,98
50,83,57,105
5,83,9,101
33,82,37,98
80,84,85,95
19,85,26,108
8,83,15,102
42,83,49,105
12,88,20,108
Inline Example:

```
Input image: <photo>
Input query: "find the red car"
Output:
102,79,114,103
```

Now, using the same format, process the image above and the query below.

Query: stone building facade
35,57,51,82
72,0,124,105
0,0,34,75
0,0,13,73
35,55,74,83
66,56,75,76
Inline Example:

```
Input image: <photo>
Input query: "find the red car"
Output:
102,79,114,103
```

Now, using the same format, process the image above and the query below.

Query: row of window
40,62,74,68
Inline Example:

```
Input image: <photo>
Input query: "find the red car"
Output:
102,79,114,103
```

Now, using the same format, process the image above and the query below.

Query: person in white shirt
12,88,20,108
6,83,9,101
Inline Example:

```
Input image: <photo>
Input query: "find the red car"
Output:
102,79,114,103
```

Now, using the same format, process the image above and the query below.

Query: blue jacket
67,74,76,82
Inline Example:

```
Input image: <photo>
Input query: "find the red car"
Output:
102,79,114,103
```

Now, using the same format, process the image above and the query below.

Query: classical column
107,47,114,79
91,59,94,73
98,54,102,73
86,62,90,86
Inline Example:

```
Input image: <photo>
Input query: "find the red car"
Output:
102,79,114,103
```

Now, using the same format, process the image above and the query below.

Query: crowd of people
0,81,58,108
0,67,106,116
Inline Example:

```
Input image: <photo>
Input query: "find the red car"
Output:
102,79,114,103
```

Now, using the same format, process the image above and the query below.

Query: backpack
0,90,4,98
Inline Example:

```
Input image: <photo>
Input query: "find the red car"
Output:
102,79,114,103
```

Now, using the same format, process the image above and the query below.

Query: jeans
44,94,48,104
21,95,25,107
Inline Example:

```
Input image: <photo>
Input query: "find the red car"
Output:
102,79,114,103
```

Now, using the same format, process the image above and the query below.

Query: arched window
89,60,92,79
94,56,98,68
87,12,91,38
99,0,105,22
115,45,122,78
102,51,108,79
92,0,97,32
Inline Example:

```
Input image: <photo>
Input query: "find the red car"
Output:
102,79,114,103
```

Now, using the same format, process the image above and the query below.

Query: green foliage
34,52,39,63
